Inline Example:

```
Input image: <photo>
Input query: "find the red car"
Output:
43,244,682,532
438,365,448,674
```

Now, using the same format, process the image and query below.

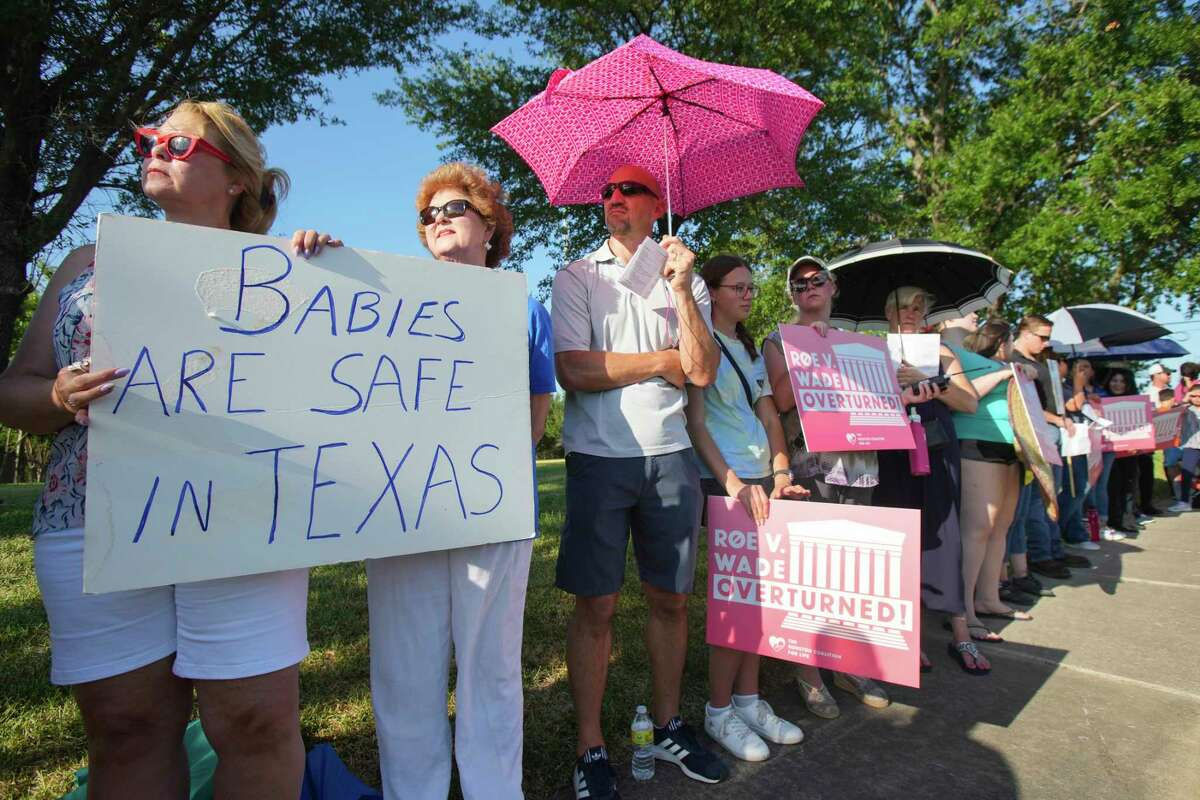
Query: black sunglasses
789,272,832,293
601,181,658,201
419,198,483,226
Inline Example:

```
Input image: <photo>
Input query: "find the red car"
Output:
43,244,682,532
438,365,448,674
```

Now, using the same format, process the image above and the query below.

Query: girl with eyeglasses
0,100,314,797
685,255,808,762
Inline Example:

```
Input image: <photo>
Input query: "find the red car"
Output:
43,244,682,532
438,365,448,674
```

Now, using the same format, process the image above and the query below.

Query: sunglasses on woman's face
419,198,482,226
133,127,232,163
789,272,831,293
600,181,658,201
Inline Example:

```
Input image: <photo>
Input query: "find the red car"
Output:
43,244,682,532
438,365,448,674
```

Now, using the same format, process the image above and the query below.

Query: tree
0,0,461,372
393,0,1196,321
933,0,1200,314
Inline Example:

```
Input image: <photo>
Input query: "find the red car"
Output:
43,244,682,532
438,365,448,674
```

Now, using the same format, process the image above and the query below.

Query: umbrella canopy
1049,336,1187,362
491,35,824,219
825,238,1012,331
1047,304,1170,346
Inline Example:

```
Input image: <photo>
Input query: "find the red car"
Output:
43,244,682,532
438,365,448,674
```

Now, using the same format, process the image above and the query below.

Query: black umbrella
826,238,1012,331
1046,304,1171,347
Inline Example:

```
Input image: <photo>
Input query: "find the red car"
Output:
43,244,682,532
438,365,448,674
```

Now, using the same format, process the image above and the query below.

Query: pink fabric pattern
491,35,824,217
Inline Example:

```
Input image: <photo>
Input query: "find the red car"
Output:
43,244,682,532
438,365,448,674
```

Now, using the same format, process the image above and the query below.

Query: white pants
366,538,532,800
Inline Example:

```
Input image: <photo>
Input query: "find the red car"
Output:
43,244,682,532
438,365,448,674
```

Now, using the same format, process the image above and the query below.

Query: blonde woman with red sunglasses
0,100,325,798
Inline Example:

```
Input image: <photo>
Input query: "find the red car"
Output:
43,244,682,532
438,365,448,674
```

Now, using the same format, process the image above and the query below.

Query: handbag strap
714,332,756,411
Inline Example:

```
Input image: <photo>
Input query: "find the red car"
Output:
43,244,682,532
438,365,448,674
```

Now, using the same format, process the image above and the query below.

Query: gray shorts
556,449,703,597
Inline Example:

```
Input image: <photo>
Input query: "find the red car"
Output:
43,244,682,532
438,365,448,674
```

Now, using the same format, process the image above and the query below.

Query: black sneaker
999,583,1036,606
652,716,730,784
1059,553,1092,568
1012,574,1055,597
574,746,620,800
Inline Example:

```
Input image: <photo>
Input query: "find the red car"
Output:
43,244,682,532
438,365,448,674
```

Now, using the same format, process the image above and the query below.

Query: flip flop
947,641,991,675
978,609,1034,621
942,619,1003,642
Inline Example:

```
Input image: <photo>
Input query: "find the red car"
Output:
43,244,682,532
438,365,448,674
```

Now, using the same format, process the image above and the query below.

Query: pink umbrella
491,35,824,232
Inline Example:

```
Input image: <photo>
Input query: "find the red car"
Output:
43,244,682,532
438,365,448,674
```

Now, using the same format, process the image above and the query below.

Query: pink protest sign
1153,407,1185,449
776,324,915,451
1099,397,1154,452
706,496,922,688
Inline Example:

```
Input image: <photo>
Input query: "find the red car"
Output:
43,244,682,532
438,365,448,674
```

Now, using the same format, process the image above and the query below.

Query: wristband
772,469,792,478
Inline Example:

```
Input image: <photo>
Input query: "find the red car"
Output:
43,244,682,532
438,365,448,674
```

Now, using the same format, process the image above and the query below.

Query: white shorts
34,527,310,686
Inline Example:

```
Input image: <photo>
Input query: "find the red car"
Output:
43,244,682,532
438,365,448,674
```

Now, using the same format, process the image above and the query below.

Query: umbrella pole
662,121,673,237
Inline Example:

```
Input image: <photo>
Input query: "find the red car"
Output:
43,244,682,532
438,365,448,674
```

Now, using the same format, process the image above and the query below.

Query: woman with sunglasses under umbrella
871,288,989,675
761,257,938,717
362,162,555,800
0,100,316,797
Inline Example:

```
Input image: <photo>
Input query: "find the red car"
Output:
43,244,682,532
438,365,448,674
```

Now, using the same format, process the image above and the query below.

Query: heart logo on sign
845,432,857,444
768,636,786,653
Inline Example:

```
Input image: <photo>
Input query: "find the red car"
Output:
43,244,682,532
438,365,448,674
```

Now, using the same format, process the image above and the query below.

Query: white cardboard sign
84,215,534,593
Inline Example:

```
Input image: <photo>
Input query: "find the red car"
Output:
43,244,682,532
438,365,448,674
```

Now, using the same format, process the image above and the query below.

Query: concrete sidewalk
579,511,1199,800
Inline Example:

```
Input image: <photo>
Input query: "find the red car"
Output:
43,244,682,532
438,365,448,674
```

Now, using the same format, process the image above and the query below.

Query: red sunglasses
133,127,233,164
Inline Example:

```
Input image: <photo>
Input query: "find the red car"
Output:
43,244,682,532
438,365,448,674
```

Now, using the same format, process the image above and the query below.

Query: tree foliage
393,0,1198,323
0,0,462,371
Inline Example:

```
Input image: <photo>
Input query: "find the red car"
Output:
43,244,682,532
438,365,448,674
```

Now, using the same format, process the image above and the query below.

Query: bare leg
960,459,999,628
1009,552,1029,579
72,655,192,800
567,593,618,754
708,646,744,709
795,664,825,688
976,465,1024,616
643,582,689,726
196,665,304,800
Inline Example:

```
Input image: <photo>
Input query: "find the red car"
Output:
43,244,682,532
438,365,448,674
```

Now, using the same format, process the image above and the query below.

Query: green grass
0,464,802,799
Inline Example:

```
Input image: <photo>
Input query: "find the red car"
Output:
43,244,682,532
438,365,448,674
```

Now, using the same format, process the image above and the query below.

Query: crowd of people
1,99,1197,800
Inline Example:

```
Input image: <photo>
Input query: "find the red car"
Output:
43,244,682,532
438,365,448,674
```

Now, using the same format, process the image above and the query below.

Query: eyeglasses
1034,333,1052,342
133,127,232,164
600,181,658,201
419,198,483,226
789,272,831,293
718,283,756,297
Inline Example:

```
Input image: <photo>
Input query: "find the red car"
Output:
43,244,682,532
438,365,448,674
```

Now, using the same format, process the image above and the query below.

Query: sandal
947,641,991,675
795,676,840,719
977,609,1033,621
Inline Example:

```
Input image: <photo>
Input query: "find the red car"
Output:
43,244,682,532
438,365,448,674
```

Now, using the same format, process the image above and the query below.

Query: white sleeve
550,263,593,353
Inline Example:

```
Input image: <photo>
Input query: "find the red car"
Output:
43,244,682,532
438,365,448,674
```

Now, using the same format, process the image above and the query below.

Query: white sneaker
1101,528,1126,541
1065,540,1101,551
1135,513,1152,524
735,699,804,745
704,706,769,762
1168,501,1192,513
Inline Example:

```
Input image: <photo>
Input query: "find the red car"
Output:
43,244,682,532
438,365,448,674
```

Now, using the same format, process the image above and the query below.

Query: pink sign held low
776,324,914,451
706,496,922,688
1153,407,1185,449
1099,397,1155,453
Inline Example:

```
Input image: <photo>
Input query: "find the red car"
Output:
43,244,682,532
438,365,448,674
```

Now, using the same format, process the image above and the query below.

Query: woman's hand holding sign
51,359,129,427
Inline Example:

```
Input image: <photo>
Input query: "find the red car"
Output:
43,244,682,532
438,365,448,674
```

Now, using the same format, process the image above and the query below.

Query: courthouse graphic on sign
781,521,912,651
829,342,907,427
1100,397,1154,452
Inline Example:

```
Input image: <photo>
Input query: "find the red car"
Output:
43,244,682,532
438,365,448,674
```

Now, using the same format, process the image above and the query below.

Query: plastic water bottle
907,408,931,476
631,705,655,781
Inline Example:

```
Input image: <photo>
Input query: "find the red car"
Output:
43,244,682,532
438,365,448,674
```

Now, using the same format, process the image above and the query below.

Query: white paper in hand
1060,420,1092,457
1081,404,1114,429
886,334,941,377
617,238,669,298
